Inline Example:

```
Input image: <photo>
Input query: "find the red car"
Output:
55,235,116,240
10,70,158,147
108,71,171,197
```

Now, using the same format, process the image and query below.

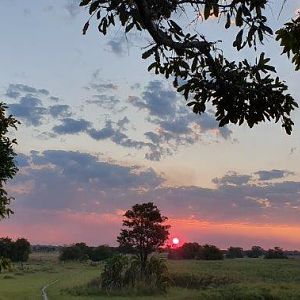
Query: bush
168,243,223,260
0,237,30,263
90,245,115,262
12,238,31,262
59,243,115,262
246,246,265,258
226,247,244,259
101,254,169,294
101,255,169,292
264,247,288,259
198,244,224,260
59,245,85,261
180,243,202,259
66,255,170,297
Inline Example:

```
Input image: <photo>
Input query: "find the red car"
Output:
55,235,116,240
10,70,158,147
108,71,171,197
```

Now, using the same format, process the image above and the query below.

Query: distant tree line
168,243,289,260
60,241,292,262
31,245,60,252
168,243,223,260
0,237,31,262
59,243,116,262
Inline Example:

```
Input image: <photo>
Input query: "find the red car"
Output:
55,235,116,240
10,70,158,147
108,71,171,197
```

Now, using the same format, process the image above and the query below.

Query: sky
1,0,300,249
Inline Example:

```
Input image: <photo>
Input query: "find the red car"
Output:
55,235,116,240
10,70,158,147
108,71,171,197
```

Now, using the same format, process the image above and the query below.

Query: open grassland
1,252,300,299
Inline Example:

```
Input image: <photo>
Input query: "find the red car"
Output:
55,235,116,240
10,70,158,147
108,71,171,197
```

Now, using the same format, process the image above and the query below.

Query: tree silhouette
0,103,19,219
80,0,299,134
117,202,170,274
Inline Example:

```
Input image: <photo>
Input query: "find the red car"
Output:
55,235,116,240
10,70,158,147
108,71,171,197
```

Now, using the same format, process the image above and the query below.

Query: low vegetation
2,252,300,299
0,237,31,273
59,243,115,262
1,203,299,299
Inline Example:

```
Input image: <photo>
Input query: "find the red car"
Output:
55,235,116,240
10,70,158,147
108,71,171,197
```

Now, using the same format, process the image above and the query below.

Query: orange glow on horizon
1,209,300,249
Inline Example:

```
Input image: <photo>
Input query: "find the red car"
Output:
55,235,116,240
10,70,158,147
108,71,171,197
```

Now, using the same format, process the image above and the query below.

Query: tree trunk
140,252,148,278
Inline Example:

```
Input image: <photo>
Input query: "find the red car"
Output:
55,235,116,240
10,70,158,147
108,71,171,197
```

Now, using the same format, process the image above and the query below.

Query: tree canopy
80,0,299,134
0,102,19,219
0,237,31,263
117,202,170,273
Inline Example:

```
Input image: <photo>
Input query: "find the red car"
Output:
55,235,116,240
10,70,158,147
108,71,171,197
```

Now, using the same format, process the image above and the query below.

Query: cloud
117,117,130,129
32,150,163,188
49,105,71,118
131,80,177,118
6,153,300,247
86,94,120,110
53,118,91,135
9,150,164,211
5,83,71,127
7,159,300,234
64,0,81,17
255,170,295,181
6,80,233,161
6,83,49,99
51,116,149,151
84,80,234,161
128,80,233,160
49,96,60,102
87,120,115,140
212,172,252,186
107,39,125,55
8,95,47,126
87,120,149,150
88,83,118,93
15,153,30,168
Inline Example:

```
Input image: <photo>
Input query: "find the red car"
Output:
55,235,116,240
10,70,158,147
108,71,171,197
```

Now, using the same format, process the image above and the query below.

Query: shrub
59,245,85,261
226,247,244,259
12,238,31,262
180,242,202,259
0,237,30,262
101,254,170,294
90,245,114,262
246,246,265,258
264,247,288,259
198,244,224,260
66,254,170,297
168,243,223,260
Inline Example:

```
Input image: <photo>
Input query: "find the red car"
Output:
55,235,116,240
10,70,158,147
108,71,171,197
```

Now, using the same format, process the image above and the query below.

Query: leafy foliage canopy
80,0,299,134
0,103,19,219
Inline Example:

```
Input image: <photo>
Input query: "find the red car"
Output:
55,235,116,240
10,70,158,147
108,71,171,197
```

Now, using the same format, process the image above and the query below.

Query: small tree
198,244,223,260
0,237,14,258
168,242,202,260
264,247,288,259
180,242,202,259
117,202,170,275
246,246,265,258
59,245,85,261
12,238,31,262
226,246,244,259
90,245,115,262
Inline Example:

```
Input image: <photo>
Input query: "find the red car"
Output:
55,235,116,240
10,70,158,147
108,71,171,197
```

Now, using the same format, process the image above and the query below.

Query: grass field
1,253,300,300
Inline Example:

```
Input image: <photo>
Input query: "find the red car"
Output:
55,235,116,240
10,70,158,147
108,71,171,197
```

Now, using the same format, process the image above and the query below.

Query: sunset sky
1,0,300,249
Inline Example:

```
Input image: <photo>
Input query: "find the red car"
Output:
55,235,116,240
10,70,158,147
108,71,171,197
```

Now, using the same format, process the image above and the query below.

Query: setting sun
172,237,180,245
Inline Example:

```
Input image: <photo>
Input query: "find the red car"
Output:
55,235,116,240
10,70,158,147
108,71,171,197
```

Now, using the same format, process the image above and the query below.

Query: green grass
1,254,300,299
